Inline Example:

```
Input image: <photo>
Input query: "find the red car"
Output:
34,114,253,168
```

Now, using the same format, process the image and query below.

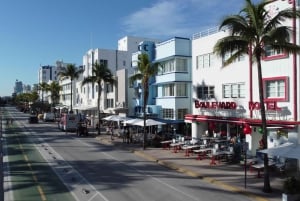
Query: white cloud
122,0,246,39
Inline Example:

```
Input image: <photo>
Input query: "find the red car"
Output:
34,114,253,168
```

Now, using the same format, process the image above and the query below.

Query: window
106,83,113,93
163,84,175,96
263,76,288,101
160,60,175,74
162,83,187,97
175,58,188,72
196,86,215,99
222,52,245,65
263,45,287,60
99,59,108,67
177,108,188,120
223,83,245,98
176,83,187,96
159,58,188,74
162,108,174,119
106,99,114,108
196,53,213,69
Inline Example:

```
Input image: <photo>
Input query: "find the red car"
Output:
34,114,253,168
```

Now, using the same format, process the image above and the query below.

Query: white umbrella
122,118,142,125
102,115,119,121
131,119,166,126
102,115,131,122
259,142,300,160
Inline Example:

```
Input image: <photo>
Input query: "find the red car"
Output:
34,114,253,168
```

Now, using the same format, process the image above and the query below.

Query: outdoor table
160,140,172,150
193,148,212,160
181,145,200,157
210,151,225,165
251,161,275,178
169,142,184,153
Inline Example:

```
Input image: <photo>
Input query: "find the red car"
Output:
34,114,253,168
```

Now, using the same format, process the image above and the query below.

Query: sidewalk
95,133,284,201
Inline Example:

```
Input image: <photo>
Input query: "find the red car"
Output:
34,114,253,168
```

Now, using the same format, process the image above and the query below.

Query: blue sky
0,0,250,97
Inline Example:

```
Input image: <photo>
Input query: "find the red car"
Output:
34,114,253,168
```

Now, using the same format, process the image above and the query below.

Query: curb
133,150,269,201
98,137,269,201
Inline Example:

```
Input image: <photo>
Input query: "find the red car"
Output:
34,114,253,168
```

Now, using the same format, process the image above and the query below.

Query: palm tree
81,61,115,135
58,64,83,112
39,82,49,103
213,0,300,193
130,53,160,150
48,81,62,106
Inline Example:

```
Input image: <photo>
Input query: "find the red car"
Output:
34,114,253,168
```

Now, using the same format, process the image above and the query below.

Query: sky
0,0,252,97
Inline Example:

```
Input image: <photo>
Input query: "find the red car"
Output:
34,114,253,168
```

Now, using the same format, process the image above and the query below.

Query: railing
192,26,229,40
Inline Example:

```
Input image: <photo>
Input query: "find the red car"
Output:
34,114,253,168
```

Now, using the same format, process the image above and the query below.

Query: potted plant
282,176,300,201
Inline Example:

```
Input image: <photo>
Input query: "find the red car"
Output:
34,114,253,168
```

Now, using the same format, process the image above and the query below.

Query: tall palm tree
39,82,49,103
48,81,62,106
213,0,300,193
58,64,83,112
130,53,160,150
81,61,115,135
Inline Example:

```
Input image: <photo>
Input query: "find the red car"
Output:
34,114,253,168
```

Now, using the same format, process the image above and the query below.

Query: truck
58,113,80,132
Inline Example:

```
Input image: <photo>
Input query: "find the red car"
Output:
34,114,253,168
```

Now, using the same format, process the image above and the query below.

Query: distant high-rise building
14,79,23,95
38,60,70,84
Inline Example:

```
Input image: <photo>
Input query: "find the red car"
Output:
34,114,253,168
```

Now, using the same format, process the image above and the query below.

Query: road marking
17,137,47,201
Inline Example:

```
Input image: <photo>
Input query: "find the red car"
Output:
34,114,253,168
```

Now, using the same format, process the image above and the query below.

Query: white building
73,36,160,123
185,0,300,156
38,60,70,104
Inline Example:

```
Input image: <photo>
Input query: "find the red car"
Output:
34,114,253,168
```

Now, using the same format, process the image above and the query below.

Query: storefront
185,100,300,156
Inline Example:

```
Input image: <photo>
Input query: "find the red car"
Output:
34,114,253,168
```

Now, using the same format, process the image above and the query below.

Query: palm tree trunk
143,101,147,150
142,83,149,150
97,83,101,135
70,79,73,112
256,55,271,193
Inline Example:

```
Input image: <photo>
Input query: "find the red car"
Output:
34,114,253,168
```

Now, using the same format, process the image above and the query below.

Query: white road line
16,120,110,201
18,120,199,201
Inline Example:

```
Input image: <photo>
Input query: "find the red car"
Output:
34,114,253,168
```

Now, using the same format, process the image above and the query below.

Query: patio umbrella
102,115,132,122
259,142,300,160
122,118,142,125
131,119,166,126
102,115,119,121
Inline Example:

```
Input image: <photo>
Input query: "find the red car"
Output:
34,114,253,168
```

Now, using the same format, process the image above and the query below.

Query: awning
184,114,298,128
73,105,97,110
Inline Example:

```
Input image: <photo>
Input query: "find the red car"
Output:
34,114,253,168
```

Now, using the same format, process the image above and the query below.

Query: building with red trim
185,0,300,156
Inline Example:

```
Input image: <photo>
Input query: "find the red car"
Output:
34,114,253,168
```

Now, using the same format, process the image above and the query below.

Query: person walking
110,126,114,140
125,127,130,144
122,126,126,143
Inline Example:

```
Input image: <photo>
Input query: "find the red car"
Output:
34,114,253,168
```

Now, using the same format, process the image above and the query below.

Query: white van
43,112,55,122
59,113,80,131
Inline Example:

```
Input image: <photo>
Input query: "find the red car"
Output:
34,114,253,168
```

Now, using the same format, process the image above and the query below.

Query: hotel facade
185,0,300,156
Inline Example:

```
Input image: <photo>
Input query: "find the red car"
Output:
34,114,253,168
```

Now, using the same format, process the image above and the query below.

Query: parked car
43,112,55,122
28,115,38,124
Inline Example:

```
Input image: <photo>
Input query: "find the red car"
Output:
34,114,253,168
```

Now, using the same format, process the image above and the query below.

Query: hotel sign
194,100,281,111
248,101,281,111
194,101,237,109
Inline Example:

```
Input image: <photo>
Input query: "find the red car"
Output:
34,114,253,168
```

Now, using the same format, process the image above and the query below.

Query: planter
282,193,300,201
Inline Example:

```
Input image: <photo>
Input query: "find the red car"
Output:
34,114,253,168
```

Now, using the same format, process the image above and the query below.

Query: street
3,106,254,201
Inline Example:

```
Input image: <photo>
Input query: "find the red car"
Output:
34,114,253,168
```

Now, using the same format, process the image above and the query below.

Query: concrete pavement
95,133,285,201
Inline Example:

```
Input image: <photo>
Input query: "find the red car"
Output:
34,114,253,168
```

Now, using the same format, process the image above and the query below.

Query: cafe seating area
161,134,235,165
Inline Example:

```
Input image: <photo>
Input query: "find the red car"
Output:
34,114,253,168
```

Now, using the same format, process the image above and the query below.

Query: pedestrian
110,127,114,140
126,127,130,144
122,126,126,143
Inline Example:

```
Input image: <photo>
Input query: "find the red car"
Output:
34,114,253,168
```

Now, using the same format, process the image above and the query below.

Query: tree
130,53,160,149
48,81,62,106
213,0,300,193
58,64,83,112
81,61,115,135
39,82,49,103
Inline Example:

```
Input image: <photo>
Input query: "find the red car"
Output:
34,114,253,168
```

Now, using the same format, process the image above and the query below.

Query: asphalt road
3,106,254,201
